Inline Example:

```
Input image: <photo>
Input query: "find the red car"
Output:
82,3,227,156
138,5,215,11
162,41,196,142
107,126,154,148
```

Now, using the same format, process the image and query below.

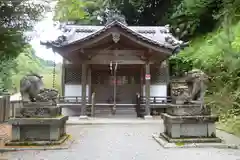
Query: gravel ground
7,124,240,160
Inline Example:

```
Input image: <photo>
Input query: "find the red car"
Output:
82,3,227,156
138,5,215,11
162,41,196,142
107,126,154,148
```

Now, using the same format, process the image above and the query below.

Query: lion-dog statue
20,72,58,104
171,69,209,104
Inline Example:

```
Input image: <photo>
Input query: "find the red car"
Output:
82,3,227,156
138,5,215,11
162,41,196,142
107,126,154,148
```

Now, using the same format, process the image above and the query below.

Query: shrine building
41,20,186,118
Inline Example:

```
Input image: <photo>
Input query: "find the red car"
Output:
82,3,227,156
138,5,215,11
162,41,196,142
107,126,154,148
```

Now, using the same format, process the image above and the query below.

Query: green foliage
0,0,50,94
0,47,61,95
54,0,87,22
218,116,240,137
0,0,50,59
0,57,18,92
169,55,193,77
41,68,62,95
53,0,240,39
54,0,107,25
172,21,240,136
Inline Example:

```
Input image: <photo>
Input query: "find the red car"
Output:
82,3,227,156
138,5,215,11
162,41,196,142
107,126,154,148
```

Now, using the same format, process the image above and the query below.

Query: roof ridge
41,20,188,54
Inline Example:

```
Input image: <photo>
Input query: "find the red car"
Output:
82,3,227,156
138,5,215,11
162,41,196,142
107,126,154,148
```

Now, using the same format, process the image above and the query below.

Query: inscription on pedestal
15,107,61,118
166,104,211,116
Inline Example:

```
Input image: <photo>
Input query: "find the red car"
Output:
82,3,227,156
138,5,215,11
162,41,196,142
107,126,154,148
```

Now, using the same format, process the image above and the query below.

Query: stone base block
160,132,221,143
7,116,68,143
152,134,230,149
15,106,61,118
6,134,69,146
162,113,219,138
167,104,211,116
161,113,219,124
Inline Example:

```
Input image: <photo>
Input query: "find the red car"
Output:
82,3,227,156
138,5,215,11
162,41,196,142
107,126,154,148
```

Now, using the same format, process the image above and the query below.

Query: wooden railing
140,96,172,105
58,96,171,104
135,95,172,117
58,96,88,104
8,94,172,118
58,95,95,117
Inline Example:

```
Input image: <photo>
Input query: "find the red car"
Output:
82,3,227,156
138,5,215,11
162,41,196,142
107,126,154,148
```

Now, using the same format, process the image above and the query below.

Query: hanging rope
52,51,56,89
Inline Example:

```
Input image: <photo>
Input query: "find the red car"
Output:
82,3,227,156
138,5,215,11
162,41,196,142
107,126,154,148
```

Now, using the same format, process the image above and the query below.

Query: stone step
95,108,135,111
94,107,136,116
94,110,136,114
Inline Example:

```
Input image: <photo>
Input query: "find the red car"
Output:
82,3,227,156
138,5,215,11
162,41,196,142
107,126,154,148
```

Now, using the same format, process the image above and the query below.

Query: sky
30,3,63,63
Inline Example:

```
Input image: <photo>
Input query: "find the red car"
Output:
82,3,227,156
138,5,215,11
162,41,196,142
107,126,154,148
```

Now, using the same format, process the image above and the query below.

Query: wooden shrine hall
41,20,187,118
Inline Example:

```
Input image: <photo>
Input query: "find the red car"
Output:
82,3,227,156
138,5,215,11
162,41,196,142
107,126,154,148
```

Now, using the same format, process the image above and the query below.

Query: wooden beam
86,54,147,64
165,60,171,97
61,63,65,96
85,42,119,50
82,49,146,56
85,60,148,65
86,41,143,50
85,41,114,50
87,66,92,104
140,65,144,97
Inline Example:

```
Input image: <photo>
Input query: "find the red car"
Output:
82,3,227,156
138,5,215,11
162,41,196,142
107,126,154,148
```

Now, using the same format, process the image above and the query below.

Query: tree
53,0,240,40
0,0,50,60
54,0,107,25
0,0,50,93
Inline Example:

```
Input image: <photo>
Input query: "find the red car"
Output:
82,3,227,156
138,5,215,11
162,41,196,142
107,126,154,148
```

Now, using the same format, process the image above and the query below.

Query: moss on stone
5,134,70,147
175,141,185,146
23,115,64,119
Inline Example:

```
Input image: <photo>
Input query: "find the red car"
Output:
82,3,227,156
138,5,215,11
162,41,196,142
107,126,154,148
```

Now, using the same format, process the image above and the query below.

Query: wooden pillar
145,62,151,116
87,66,92,104
165,60,171,97
113,63,117,109
140,65,144,97
80,63,87,117
61,63,65,96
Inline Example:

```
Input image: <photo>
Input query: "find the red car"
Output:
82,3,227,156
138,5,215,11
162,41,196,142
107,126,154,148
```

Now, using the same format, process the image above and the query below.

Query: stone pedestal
160,104,221,143
6,102,69,146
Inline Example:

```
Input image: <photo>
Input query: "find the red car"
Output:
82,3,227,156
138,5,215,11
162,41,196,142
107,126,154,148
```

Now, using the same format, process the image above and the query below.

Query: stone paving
67,116,162,125
0,124,11,147
6,124,240,160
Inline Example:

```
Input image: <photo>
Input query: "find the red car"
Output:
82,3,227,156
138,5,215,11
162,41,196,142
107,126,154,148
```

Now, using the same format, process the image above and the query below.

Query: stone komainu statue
20,73,44,102
171,69,209,104
186,69,209,102
20,73,59,104
171,85,190,104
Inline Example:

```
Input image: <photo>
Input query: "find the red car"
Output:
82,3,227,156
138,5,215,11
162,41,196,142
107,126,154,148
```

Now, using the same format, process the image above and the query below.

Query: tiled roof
41,20,187,52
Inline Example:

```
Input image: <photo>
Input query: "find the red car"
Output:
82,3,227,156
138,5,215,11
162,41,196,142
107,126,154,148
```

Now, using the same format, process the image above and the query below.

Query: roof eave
171,42,190,55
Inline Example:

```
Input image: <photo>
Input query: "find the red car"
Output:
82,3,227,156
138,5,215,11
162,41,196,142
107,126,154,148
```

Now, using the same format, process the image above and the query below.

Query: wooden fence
0,95,11,123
